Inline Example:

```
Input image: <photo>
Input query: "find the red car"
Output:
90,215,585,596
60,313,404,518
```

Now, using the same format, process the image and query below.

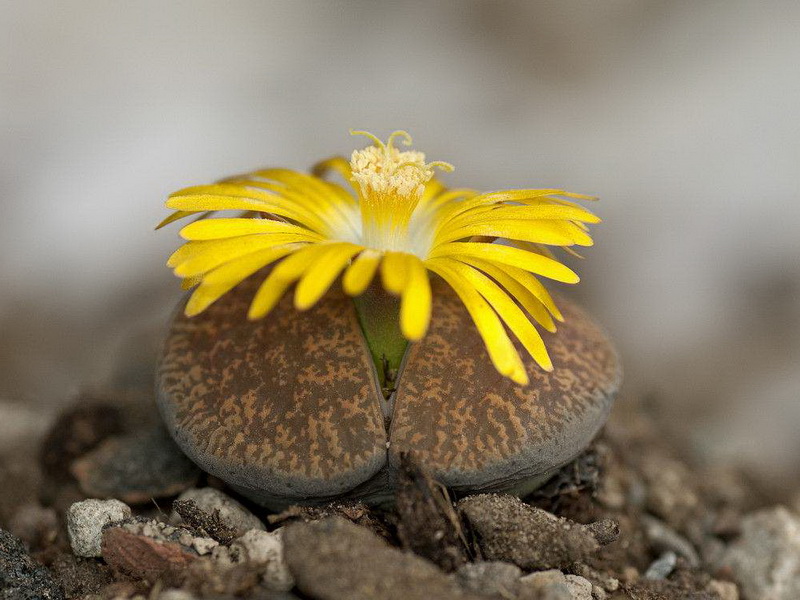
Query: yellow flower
159,131,599,385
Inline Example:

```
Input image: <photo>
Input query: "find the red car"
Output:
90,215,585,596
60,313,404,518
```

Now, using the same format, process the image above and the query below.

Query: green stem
352,284,408,389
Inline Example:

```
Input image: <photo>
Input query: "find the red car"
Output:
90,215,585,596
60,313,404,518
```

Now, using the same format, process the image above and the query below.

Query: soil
0,389,795,600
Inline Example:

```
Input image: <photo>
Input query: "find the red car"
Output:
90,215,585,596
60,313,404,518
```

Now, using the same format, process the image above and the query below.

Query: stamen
427,161,455,173
348,130,454,255
386,130,413,150
349,129,386,150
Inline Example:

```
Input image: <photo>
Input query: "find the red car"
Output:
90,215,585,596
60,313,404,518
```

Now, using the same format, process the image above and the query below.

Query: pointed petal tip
293,296,315,311
511,371,530,386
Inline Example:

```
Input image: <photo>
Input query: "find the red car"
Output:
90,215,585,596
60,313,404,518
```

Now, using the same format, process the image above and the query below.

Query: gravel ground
0,389,798,600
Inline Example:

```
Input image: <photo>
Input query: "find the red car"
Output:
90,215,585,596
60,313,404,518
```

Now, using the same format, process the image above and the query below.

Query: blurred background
1,1,798,493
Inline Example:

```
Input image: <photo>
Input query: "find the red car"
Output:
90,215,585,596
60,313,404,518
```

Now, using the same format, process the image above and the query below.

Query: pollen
348,130,454,252
350,130,434,199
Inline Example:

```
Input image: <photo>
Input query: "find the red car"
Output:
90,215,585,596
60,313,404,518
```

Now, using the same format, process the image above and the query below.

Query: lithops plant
156,131,621,509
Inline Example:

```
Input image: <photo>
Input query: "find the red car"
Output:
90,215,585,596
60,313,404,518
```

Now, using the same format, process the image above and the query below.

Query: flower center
349,130,452,253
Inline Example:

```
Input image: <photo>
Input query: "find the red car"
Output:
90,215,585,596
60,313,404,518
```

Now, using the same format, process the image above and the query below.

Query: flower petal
381,251,410,295
248,244,334,319
457,256,557,332
426,258,528,385
400,255,432,341
294,243,363,310
434,259,553,372
179,218,322,241
342,249,382,296
170,233,319,277
156,210,198,230
438,219,593,247
185,245,299,316
429,242,579,283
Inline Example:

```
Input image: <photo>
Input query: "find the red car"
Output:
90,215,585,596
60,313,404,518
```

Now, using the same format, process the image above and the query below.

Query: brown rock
458,494,601,570
282,516,484,600
101,526,198,586
39,399,124,483
71,425,199,504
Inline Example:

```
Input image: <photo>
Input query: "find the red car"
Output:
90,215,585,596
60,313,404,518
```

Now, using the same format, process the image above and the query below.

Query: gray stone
458,494,600,570
229,529,294,591
7,504,57,547
157,591,197,600
171,487,264,536
66,498,131,557
518,570,572,600
641,515,700,567
70,425,200,504
644,551,677,580
719,506,800,600
565,575,593,600
455,561,521,596
0,528,63,600
282,516,484,600
705,580,739,600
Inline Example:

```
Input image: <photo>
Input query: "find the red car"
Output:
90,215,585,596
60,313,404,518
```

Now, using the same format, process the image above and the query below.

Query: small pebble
640,454,701,528
71,425,199,504
641,515,700,567
101,523,199,585
644,551,677,580
565,574,593,600
39,400,123,482
67,498,131,558
719,506,800,600
517,570,571,600
0,528,64,599
455,561,522,596
705,579,739,600
584,519,620,546
191,536,218,556
157,591,197,600
171,487,264,536
8,504,58,547
282,516,484,600
592,584,608,599
230,529,294,591
458,494,600,570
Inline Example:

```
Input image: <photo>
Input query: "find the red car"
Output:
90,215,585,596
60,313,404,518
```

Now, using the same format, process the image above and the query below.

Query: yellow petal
294,243,363,310
170,234,319,277
426,259,528,385
248,245,333,319
490,261,563,321
342,250,382,296
179,218,320,241
202,244,304,285
381,251,410,295
156,210,197,230
439,220,593,247
437,259,552,372
166,187,329,234
429,242,579,284
185,245,298,316
448,203,600,226
400,255,432,341
181,276,201,290
459,256,556,332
